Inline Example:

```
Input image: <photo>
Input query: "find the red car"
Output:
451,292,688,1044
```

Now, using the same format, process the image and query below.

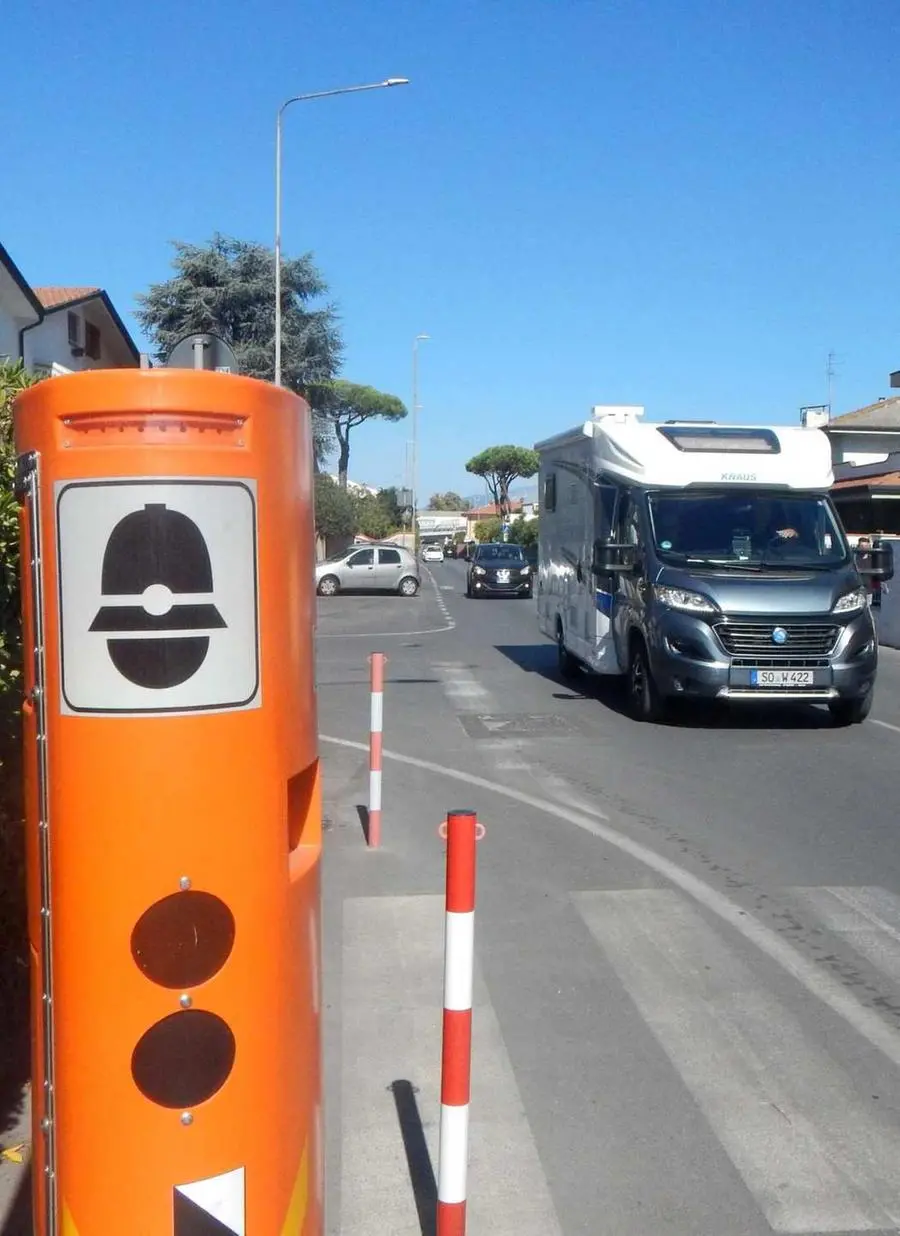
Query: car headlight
520,566,531,575
655,585,718,614
833,587,867,613
473,566,486,576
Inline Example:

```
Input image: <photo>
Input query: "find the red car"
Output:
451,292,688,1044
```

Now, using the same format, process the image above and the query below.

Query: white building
0,242,42,362
24,286,139,374
0,239,139,374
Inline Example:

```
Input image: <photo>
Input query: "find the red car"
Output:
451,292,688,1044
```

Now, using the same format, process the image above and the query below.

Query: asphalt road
318,556,900,1236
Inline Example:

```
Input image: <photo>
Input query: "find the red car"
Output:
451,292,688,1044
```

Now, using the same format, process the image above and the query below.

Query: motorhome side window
594,483,618,539
619,494,641,546
543,473,557,512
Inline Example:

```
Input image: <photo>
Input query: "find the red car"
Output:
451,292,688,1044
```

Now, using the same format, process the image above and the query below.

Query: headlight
655,585,718,614
473,566,486,576
833,587,867,613
520,566,531,575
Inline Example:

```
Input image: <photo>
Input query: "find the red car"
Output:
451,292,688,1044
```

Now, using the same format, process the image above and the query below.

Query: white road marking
339,895,562,1236
574,889,900,1233
320,735,900,1075
792,886,900,988
433,662,492,704
871,718,900,736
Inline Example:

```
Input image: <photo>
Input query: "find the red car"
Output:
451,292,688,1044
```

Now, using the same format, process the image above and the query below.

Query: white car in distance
421,543,444,563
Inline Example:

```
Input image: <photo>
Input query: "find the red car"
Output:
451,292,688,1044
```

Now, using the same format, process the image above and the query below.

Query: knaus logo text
721,471,757,482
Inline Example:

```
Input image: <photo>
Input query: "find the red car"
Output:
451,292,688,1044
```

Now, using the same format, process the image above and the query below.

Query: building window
67,312,80,347
85,322,101,360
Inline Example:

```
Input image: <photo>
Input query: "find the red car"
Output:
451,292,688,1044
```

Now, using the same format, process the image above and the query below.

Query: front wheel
398,575,420,597
557,624,579,679
317,575,339,597
829,692,873,726
628,638,668,723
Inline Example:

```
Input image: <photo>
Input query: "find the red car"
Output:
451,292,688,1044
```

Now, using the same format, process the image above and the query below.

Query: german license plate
749,669,814,687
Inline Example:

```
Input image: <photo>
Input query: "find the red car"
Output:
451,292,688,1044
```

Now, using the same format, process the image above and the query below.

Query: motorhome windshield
647,490,849,568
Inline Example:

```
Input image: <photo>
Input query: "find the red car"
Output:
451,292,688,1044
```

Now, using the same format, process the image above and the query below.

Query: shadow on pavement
356,805,371,845
495,642,838,731
389,1081,436,1236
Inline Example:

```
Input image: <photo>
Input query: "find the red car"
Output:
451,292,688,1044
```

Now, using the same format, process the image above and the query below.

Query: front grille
730,656,830,669
714,622,838,658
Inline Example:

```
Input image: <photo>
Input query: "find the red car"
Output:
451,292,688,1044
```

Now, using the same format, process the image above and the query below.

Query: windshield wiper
683,557,764,572
759,559,835,571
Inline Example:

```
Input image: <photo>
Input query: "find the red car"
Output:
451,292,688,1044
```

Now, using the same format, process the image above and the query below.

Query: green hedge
0,362,38,1084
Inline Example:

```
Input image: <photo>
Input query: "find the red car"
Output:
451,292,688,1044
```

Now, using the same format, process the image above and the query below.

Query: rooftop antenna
826,349,837,414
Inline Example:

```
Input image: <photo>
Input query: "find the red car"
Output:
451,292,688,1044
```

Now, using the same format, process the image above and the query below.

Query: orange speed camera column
14,369,323,1236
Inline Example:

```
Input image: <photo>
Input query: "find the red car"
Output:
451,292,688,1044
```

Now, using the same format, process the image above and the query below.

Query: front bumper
647,608,877,703
471,573,532,595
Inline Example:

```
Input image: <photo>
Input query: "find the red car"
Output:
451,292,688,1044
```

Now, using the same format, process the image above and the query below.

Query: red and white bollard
437,809,479,1236
367,652,385,848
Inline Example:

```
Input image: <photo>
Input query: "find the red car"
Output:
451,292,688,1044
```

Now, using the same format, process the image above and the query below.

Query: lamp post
274,77,409,387
412,333,430,551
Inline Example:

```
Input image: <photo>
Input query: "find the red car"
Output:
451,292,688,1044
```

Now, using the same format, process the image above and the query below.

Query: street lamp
412,333,430,550
274,77,410,387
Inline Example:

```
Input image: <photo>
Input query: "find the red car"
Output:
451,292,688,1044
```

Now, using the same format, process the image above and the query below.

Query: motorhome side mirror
863,542,895,581
592,541,630,575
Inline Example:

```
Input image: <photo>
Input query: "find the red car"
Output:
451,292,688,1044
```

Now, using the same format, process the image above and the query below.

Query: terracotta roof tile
829,396,900,430
469,500,524,517
33,286,101,310
833,470,900,491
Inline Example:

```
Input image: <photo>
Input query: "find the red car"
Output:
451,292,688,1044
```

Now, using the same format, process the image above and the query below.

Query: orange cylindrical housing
14,370,322,1235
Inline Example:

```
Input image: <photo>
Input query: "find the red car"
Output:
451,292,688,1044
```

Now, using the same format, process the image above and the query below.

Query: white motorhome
535,406,893,724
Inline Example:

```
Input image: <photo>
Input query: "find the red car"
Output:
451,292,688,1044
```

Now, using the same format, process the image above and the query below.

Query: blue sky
4,0,900,501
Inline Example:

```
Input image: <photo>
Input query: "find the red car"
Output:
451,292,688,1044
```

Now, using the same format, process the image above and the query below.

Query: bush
0,362,37,696
0,360,37,1133
314,473,358,540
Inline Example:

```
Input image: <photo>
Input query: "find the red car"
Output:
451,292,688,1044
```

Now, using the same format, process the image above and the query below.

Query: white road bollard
367,652,385,847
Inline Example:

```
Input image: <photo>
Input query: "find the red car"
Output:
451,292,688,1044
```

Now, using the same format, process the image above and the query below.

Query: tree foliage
465,445,539,518
313,477,406,543
314,473,358,540
508,515,539,548
312,380,407,488
372,486,407,529
428,491,470,511
135,233,342,465
474,517,502,543
0,361,40,696
355,495,395,541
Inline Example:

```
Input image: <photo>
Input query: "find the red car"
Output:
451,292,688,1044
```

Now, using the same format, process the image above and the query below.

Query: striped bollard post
368,652,385,847
437,809,479,1236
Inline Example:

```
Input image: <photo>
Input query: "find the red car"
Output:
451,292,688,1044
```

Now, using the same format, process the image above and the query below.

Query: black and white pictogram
174,1166,245,1236
57,479,259,716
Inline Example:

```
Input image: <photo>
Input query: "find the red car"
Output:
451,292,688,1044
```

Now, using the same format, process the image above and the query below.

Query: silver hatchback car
315,544,421,597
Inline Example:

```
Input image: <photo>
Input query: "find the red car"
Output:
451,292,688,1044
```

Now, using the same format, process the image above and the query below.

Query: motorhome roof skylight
657,426,780,454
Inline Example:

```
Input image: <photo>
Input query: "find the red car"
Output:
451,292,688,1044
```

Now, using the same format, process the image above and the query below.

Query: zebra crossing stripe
574,888,900,1233
791,886,900,988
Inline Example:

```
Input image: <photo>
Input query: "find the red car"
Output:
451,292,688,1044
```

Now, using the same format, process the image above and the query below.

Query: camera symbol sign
56,478,260,716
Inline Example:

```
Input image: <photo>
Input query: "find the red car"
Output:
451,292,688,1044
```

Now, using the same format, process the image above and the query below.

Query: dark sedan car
466,542,533,598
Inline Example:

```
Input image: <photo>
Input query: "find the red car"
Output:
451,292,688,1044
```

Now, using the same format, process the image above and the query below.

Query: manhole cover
458,713,573,739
